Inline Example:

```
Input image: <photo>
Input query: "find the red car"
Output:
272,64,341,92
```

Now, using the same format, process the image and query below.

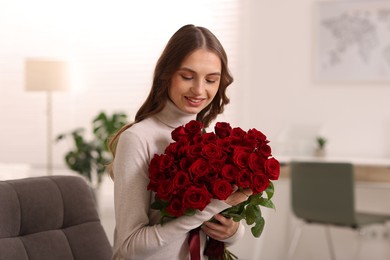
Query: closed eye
206,79,216,83
181,75,193,80
206,76,219,84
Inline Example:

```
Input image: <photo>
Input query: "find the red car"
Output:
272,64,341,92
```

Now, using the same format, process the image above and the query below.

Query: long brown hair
108,24,233,177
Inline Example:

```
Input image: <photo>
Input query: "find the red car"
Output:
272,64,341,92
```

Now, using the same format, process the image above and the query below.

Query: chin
184,108,202,114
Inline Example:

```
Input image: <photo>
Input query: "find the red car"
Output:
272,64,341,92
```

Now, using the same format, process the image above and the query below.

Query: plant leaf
151,199,169,210
223,213,244,222
184,208,196,216
251,217,265,238
259,198,275,209
265,181,274,200
244,205,258,225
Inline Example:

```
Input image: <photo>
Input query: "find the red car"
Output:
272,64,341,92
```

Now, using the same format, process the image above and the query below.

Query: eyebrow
178,67,221,76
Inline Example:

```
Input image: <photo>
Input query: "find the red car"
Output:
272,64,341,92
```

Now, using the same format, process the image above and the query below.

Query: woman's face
169,48,221,114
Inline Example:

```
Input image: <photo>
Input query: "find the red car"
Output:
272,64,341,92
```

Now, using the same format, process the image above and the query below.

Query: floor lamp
24,59,70,175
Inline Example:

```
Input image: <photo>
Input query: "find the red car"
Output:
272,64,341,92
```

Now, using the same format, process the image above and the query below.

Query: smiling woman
108,24,245,260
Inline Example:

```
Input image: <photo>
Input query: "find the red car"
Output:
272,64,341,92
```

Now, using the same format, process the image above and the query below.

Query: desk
277,155,390,183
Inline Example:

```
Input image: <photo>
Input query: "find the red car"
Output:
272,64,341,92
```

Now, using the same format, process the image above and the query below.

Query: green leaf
251,217,265,238
248,193,263,205
223,202,245,215
265,181,274,200
259,198,276,209
160,210,175,224
151,199,169,210
56,111,128,184
244,205,258,225
184,208,196,216
223,213,244,222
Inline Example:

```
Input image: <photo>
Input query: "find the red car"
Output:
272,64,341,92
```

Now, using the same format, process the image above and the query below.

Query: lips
185,96,205,105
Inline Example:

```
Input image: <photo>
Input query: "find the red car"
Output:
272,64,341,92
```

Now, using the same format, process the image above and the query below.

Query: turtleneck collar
155,100,197,129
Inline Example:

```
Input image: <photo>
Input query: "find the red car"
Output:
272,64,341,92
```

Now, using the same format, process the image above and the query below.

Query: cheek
168,78,180,99
207,85,220,99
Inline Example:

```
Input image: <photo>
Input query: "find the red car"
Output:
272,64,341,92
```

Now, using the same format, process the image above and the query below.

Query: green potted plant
315,136,327,157
56,111,128,187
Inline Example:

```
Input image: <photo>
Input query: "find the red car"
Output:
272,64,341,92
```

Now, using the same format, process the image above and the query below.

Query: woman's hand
224,188,252,206
201,214,239,240
201,188,252,240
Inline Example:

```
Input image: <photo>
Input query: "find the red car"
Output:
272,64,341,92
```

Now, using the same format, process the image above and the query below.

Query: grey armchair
0,175,112,260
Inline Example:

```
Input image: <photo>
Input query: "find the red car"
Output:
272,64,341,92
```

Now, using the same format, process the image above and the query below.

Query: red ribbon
204,237,225,260
189,227,201,260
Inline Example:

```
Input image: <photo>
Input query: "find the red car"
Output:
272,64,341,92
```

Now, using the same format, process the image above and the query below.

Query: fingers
225,188,253,206
241,188,253,198
201,214,239,240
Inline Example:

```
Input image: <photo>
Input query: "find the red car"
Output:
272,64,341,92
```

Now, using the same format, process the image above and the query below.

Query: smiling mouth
185,97,205,104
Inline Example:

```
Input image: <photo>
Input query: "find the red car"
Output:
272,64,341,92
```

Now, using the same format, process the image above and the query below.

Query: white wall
237,0,390,159
0,0,240,169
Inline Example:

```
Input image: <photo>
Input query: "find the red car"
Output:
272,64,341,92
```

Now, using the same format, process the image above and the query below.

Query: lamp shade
25,59,70,91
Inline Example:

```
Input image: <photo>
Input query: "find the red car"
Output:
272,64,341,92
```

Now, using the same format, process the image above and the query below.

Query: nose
190,79,204,96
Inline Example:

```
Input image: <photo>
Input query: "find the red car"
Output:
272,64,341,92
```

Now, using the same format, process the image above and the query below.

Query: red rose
189,158,210,180
201,143,223,160
184,120,203,136
203,171,219,183
221,164,238,182
166,197,185,217
167,164,179,178
158,154,174,172
233,147,250,169
243,132,258,149
251,171,270,194
211,179,233,200
216,138,232,152
179,157,194,171
186,143,203,159
214,122,232,138
172,170,190,190
230,127,246,145
201,132,217,144
259,143,272,158
209,158,225,173
248,152,266,172
236,169,251,188
171,126,189,142
156,180,173,200
175,141,190,158
248,128,267,142
148,155,167,184
264,157,280,180
164,142,177,156
149,155,162,180
147,180,158,192
182,185,211,211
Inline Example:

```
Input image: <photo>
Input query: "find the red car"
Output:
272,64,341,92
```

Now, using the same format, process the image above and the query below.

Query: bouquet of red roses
147,120,280,259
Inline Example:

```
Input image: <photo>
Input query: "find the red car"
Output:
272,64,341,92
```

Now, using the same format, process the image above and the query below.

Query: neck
155,100,197,128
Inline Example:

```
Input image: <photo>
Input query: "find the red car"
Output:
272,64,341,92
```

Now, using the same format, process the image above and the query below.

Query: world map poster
315,1,390,82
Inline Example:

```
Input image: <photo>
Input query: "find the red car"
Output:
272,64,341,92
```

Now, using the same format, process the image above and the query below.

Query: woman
109,24,251,260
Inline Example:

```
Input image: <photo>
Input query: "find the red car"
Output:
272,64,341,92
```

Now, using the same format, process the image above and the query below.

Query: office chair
0,175,112,260
286,161,390,260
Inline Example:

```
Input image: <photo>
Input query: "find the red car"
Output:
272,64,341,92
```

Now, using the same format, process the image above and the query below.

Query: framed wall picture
314,1,390,82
